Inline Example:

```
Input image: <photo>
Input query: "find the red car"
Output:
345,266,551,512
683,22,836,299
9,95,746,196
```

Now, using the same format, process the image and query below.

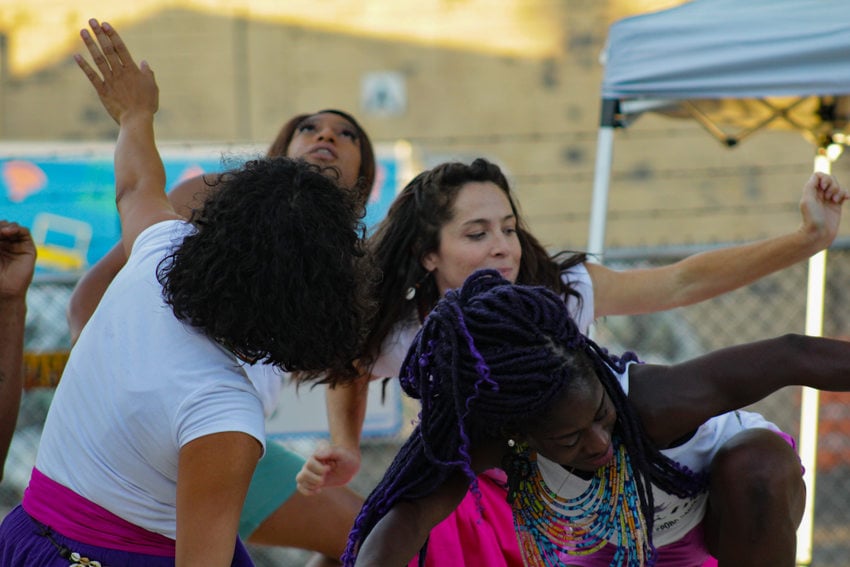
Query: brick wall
1,1,847,252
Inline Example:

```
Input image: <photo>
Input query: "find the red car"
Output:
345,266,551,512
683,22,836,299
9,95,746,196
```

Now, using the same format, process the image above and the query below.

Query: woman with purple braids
298,158,846,566
344,269,850,566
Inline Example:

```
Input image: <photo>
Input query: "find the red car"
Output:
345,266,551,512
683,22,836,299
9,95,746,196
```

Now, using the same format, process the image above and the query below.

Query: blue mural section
1,150,402,275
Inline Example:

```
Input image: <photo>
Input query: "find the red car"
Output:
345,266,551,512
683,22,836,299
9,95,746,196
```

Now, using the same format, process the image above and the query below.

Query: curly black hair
157,157,371,384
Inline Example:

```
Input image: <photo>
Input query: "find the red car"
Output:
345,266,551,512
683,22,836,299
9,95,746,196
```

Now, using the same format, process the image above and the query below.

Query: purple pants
0,505,254,567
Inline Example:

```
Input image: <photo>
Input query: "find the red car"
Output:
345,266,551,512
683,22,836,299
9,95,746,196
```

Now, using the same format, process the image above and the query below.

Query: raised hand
74,18,176,252
798,171,848,247
0,221,36,301
74,19,158,125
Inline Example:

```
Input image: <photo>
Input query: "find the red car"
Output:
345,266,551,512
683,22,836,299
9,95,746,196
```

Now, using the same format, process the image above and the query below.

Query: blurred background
2,1,850,565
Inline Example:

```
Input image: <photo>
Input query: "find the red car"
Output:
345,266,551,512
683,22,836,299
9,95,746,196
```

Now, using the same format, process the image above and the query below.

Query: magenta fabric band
22,468,176,557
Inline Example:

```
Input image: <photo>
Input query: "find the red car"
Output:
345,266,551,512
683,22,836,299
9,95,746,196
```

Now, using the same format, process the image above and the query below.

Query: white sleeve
369,318,421,379
561,263,595,334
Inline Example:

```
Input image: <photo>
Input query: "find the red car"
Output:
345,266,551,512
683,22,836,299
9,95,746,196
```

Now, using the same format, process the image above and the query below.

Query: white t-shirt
370,264,595,379
536,365,781,547
241,362,285,418
36,220,267,540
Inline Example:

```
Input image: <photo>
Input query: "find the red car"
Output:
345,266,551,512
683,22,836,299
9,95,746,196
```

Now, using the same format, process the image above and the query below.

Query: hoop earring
405,271,433,301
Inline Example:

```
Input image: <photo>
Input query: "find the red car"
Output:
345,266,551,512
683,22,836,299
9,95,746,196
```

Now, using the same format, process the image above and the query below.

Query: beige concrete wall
1,1,847,252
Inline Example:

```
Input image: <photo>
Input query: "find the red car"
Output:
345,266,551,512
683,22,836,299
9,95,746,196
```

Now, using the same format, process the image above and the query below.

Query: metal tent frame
590,2,850,563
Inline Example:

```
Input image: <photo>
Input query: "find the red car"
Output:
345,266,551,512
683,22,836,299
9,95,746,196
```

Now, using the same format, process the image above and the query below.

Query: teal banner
1,146,403,275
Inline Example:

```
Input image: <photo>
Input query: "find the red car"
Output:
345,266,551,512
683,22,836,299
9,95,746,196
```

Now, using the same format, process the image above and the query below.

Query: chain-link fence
5,244,850,566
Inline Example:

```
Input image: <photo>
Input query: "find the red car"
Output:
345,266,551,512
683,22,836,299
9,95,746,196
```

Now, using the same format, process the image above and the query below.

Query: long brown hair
362,158,586,365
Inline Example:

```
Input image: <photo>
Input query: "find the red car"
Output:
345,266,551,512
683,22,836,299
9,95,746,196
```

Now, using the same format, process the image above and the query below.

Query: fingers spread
90,19,123,72
73,53,103,91
77,19,138,82
80,25,112,79
102,21,136,69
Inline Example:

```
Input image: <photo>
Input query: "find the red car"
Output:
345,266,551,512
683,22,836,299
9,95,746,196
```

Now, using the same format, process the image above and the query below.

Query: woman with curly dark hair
68,112,375,345
156,156,367,375
0,20,367,567
64,51,377,567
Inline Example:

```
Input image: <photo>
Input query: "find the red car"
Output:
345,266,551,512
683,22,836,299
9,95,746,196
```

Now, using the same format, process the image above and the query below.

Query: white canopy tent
591,1,850,564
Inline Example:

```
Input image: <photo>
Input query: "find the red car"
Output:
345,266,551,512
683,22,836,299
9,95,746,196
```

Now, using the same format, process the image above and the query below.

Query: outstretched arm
66,174,215,344
74,19,179,254
589,172,847,318
629,333,850,448
0,221,36,480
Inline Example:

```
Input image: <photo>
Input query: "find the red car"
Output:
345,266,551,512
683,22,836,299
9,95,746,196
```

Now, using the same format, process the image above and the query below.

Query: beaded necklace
511,437,652,567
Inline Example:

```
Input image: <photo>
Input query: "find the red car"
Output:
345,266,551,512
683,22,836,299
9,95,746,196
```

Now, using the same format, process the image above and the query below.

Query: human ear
421,251,438,273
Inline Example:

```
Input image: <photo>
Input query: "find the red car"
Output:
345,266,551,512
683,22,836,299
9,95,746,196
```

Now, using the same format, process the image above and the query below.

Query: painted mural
1,145,405,275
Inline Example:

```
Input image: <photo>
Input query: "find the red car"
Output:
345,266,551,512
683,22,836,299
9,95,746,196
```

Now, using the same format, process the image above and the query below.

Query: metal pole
587,99,619,260
795,146,834,566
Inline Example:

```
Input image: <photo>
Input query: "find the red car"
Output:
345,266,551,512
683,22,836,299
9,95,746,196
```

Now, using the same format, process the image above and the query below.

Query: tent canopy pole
587,99,620,260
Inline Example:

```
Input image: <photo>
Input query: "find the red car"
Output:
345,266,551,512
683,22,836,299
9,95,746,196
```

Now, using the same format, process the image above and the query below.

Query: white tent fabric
591,1,850,564
593,0,850,254
602,0,850,100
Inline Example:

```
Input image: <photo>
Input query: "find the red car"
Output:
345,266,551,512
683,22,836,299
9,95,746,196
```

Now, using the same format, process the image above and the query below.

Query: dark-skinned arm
629,333,850,448
354,437,505,566
0,222,36,480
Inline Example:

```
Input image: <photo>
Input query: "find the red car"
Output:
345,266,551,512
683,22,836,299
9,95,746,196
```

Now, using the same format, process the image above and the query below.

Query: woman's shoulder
130,219,191,257
559,263,594,331
559,262,590,286
371,316,421,379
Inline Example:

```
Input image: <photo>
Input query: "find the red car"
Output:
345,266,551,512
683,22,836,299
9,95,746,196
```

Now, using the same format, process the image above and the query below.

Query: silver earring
507,439,516,448
405,271,433,301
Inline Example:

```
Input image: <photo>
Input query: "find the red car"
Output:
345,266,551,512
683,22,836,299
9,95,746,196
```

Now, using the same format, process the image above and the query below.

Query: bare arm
327,373,370,451
75,19,179,254
589,172,847,318
355,438,503,566
354,471,470,566
296,371,369,495
176,432,262,566
629,333,850,448
0,222,36,480
66,174,216,344
66,243,127,345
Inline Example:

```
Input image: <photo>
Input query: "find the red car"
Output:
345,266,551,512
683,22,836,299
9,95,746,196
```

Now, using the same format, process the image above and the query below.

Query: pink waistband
22,468,176,557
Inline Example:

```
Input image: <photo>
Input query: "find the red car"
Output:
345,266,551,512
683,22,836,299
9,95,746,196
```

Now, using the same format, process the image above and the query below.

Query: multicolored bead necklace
511,437,653,567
